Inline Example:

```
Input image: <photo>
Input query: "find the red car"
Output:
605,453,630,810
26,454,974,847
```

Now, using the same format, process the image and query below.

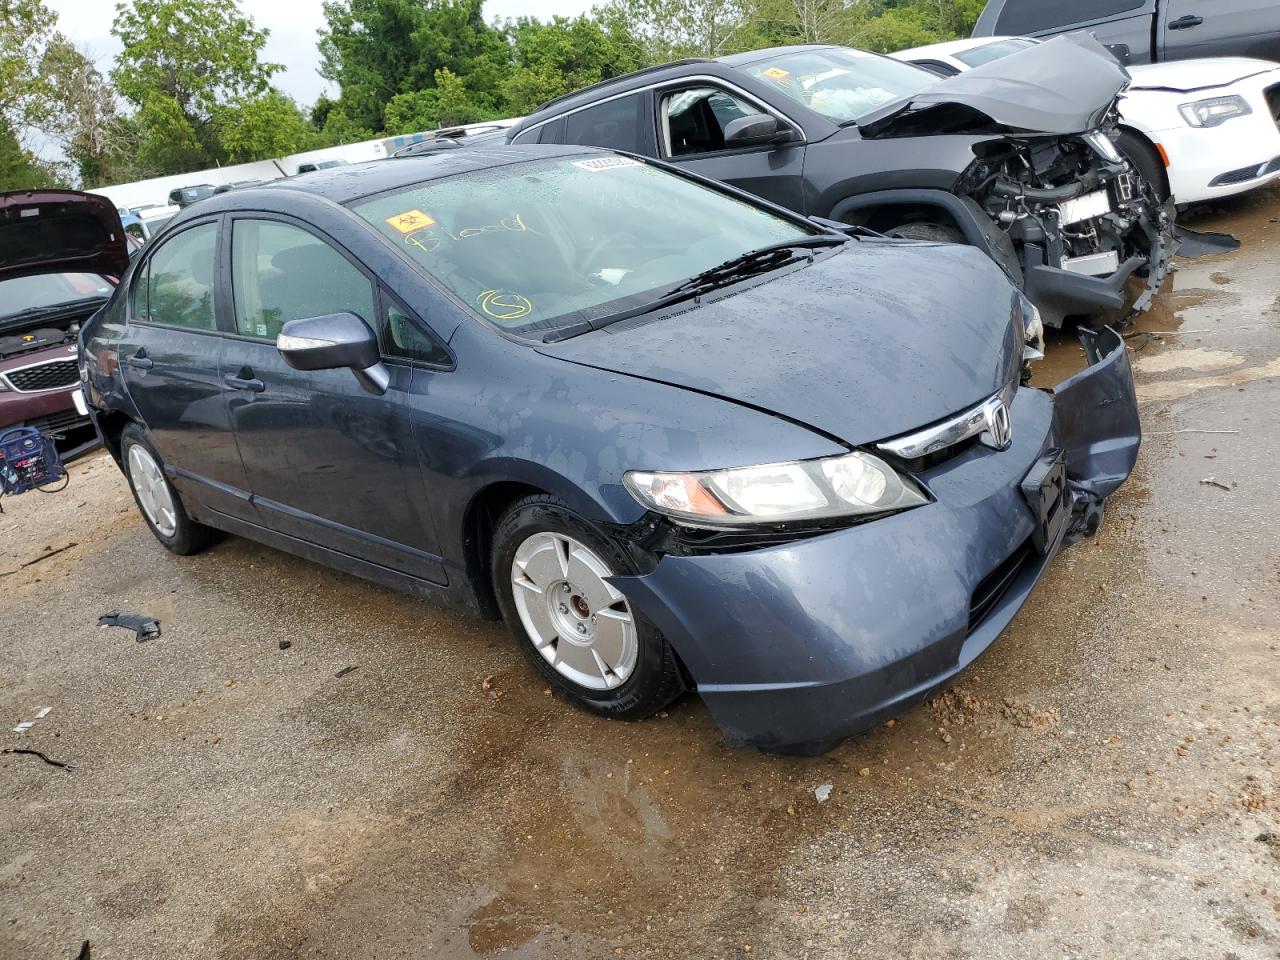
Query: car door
1160,0,1280,62
651,83,808,214
219,214,447,583
121,217,256,521
985,0,1157,62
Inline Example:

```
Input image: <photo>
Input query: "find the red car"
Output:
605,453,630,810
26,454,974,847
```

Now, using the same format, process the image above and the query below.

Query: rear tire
121,423,214,556
491,494,683,720
883,222,966,244
1114,130,1170,203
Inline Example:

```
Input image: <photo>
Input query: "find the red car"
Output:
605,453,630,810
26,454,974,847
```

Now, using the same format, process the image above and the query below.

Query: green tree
501,14,643,114
383,67,492,132
0,114,64,189
0,0,57,132
218,89,323,161
320,0,510,134
592,0,748,60
38,38,133,187
111,0,282,171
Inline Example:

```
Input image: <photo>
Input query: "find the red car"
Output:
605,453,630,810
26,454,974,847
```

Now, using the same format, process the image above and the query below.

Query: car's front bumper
1156,74,1280,206
613,329,1140,753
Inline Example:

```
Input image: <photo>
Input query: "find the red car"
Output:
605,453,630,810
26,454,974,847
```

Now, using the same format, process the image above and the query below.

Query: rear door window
139,222,218,330
564,94,644,152
995,0,1147,33
230,219,375,340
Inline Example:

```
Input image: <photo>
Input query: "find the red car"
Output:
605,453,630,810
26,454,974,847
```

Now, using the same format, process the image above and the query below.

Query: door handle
126,351,153,370
1169,14,1203,29
224,374,266,393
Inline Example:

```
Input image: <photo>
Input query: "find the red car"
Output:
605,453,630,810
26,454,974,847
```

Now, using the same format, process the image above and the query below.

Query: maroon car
0,190,129,455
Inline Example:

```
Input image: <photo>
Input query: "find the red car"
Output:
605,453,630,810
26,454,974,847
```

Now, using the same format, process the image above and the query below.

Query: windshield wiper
542,236,847,343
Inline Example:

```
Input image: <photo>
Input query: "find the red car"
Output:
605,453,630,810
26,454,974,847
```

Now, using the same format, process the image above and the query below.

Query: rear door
651,83,808,213
121,217,255,520
984,0,1157,62
1160,0,1280,62
219,214,446,583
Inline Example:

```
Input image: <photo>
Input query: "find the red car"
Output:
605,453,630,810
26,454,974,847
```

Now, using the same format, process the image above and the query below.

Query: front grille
27,409,91,437
1262,155,1280,176
968,539,1033,634
1267,83,1280,129
4,359,79,392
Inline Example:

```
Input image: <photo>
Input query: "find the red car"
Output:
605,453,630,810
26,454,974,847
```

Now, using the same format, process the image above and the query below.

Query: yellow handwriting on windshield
455,213,529,239
395,213,535,255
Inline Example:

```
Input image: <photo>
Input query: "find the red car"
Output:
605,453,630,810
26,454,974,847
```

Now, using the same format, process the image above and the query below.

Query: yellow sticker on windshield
762,67,790,80
477,290,533,321
386,210,436,234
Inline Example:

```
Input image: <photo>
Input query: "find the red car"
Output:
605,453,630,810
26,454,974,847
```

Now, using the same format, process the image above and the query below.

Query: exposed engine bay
0,318,83,360
957,115,1173,326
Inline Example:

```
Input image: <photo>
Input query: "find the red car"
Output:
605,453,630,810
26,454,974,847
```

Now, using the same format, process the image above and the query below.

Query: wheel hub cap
511,532,638,691
128,444,177,538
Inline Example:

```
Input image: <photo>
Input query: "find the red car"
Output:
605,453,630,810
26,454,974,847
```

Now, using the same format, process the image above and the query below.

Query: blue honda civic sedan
78,145,1139,754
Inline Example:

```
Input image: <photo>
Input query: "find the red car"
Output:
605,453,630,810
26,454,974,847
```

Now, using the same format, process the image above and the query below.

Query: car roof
184,143,601,213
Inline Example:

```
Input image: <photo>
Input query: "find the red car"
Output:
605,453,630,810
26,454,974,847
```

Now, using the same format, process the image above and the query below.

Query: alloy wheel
510,531,638,691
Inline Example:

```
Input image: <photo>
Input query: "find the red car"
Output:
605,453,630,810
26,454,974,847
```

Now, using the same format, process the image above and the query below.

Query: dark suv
1,191,127,455
506,36,1178,327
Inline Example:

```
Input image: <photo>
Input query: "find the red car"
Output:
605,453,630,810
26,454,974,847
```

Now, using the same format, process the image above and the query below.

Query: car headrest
271,243,328,274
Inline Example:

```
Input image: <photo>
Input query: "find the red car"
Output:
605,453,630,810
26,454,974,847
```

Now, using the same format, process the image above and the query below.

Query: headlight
1179,95,1251,128
624,452,928,527
1017,292,1044,363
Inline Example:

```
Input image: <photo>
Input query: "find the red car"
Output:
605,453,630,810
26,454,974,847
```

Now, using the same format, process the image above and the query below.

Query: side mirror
276,312,390,396
723,113,788,148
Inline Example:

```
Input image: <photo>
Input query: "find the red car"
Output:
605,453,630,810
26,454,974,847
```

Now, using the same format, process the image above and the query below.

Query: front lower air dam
1052,326,1141,540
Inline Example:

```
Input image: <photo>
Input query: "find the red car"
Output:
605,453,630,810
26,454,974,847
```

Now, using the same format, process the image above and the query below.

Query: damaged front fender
1052,326,1141,540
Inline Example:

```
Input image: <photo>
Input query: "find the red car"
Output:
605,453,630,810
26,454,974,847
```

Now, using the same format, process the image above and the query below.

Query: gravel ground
1,184,1278,960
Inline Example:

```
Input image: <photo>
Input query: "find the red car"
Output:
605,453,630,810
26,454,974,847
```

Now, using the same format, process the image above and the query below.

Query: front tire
1114,130,1170,203
121,423,214,556
491,494,683,719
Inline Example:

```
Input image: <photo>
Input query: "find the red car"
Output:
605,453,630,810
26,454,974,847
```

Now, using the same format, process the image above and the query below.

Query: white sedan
892,37,1280,206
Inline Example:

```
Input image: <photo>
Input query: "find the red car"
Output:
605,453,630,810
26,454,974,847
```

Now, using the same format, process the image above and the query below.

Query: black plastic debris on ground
75,940,90,960
334,665,359,679
2,747,73,770
98,610,161,642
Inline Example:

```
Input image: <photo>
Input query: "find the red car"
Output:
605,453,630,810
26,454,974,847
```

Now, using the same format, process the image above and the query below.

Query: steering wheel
580,233,629,272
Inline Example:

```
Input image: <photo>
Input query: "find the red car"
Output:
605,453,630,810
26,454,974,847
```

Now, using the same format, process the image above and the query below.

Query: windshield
353,156,811,336
738,48,937,123
954,38,1037,67
0,272,112,323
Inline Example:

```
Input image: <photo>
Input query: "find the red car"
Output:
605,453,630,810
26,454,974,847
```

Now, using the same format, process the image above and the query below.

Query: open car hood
860,34,1129,138
537,241,1022,448
0,190,130,282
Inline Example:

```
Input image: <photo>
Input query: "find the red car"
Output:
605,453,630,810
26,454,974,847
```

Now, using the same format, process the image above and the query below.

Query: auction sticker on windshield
386,210,436,234
572,157,643,172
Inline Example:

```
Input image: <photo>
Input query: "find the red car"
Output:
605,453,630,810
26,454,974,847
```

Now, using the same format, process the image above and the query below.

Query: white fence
94,119,520,211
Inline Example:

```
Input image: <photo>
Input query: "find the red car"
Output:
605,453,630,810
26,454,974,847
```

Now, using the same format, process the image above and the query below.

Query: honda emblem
980,396,1012,450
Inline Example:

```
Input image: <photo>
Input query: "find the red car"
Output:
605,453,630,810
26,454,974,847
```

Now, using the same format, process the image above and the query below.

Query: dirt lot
2,185,1279,960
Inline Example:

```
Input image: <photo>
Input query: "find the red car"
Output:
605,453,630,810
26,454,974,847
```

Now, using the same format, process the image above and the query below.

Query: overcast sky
45,0,594,108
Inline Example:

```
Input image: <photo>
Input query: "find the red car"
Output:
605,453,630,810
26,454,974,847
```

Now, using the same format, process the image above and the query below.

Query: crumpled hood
860,34,1128,137
1127,57,1279,93
0,189,129,282
538,241,1022,448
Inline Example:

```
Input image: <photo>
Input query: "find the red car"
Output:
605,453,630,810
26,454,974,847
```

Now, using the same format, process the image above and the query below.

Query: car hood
537,241,1022,448
0,190,129,282
1126,57,1278,93
860,34,1128,137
